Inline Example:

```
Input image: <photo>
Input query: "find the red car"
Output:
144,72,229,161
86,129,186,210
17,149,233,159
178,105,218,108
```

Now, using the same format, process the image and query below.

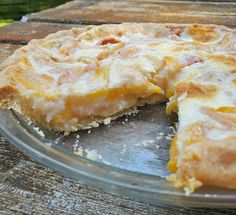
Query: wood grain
0,44,21,64
0,22,79,44
28,0,236,26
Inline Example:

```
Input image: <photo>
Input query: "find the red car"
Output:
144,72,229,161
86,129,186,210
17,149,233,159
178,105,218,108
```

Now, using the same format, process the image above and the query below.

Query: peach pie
0,23,235,192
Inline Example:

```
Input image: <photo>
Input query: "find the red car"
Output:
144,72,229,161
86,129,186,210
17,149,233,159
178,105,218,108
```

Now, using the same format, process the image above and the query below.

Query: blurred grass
0,0,70,26
0,19,13,27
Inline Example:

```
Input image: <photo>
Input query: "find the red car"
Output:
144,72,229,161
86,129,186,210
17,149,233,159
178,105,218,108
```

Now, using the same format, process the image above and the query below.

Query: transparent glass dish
1,104,236,207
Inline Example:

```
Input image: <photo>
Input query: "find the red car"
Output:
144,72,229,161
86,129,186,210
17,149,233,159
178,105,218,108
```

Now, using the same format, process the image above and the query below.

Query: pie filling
0,23,235,192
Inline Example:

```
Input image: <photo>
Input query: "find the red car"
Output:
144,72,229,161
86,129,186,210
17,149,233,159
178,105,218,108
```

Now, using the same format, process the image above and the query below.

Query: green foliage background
0,0,70,27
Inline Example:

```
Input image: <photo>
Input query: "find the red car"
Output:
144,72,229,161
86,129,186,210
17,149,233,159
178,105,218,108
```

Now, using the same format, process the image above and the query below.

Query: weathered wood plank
28,0,236,26
0,44,21,64
0,22,79,44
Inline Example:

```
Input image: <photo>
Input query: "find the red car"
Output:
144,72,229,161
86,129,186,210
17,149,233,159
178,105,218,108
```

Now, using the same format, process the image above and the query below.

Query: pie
0,23,235,193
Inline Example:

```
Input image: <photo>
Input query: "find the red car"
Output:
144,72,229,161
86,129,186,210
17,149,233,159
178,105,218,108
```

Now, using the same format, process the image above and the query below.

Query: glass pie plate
1,103,236,208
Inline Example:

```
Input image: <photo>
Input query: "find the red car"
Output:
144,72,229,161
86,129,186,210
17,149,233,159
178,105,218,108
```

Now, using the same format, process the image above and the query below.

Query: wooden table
1,0,236,214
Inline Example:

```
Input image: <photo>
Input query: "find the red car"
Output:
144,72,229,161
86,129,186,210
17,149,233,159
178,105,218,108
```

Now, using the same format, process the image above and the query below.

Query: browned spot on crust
188,25,218,43
0,86,17,107
202,106,236,129
209,55,236,66
172,46,189,52
59,41,80,56
96,37,120,45
169,26,184,37
175,82,218,98
97,42,125,60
